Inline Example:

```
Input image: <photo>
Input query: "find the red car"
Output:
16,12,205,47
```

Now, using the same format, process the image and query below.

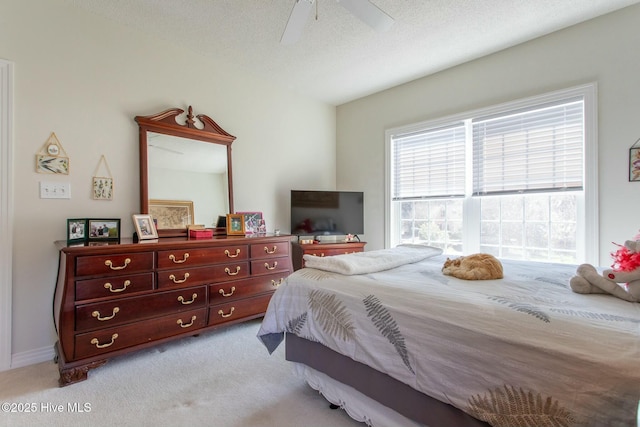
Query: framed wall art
36,132,69,174
630,140,640,181
132,214,158,240
87,218,121,242
92,155,114,200
226,213,245,235
149,199,194,229
236,211,263,234
66,218,88,245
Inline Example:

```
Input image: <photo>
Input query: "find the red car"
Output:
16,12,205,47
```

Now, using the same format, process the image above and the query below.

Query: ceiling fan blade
281,0,316,45
337,0,394,32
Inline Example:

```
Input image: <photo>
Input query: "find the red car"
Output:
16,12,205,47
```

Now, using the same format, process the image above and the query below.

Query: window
386,84,598,264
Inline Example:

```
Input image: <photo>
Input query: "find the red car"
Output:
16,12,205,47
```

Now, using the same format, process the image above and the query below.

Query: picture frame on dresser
66,218,87,245
236,211,262,234
226,213,245,235
149,199,194,229
88,219,121,242
132,214,158,240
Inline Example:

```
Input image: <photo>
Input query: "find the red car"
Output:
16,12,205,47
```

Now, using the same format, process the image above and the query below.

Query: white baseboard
10,345,55,369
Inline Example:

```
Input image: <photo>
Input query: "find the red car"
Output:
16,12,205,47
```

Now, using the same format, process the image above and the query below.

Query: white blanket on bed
302,244,442,275
258,255,640,427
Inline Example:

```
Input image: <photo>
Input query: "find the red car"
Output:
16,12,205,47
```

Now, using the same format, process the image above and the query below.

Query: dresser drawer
75,273,154,301
75,286,207,332
250,256,291,276
209,273,285,304
250,241,290,260
157,245,248,269
75,252,154,277
74,308,206,359
208,293,272,327
157,262,250,289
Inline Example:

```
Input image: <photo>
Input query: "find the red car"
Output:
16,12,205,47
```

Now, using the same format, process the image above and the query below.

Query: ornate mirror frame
136,106,236,237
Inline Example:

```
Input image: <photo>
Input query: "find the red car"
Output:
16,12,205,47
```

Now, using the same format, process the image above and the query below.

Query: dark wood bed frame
285,333,490,427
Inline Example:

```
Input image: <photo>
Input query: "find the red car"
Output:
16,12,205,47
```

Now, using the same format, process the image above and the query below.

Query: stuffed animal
569,234,640,302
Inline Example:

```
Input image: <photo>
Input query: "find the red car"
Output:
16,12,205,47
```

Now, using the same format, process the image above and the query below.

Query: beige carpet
0,319,363,427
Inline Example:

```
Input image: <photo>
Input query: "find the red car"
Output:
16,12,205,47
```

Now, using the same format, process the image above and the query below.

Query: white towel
302,244,443,275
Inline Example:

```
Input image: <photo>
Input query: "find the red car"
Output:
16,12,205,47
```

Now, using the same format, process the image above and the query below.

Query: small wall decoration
630,138,640,181
66,218,88,245
88,218,121,242
93,155,114,200
237,211,263,234
36,132,69,174
226,213,245,235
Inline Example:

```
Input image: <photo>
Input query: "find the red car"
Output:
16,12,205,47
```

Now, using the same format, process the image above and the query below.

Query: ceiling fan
281,0,394,45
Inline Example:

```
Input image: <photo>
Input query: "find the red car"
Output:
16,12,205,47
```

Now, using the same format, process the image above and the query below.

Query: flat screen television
290,190,364,237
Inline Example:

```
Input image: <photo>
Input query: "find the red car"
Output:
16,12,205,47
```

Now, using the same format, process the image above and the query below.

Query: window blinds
472,98,584,196
391,123,466,200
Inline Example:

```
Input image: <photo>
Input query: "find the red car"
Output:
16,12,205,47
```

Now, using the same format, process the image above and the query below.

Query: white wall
0,0,336,365
337,4,640,265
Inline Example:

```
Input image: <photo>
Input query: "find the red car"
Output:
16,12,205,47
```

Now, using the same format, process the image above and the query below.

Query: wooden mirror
136,106,235,237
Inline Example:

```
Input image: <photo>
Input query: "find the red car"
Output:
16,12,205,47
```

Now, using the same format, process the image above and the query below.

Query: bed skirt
284,333,490,427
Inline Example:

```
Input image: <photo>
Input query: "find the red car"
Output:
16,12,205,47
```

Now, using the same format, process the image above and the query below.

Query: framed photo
66,218,87,245
88,218,121,242
226,213,245,235
149,199,194,229
237,211,263,234
132,214,158,240
630,147,640,181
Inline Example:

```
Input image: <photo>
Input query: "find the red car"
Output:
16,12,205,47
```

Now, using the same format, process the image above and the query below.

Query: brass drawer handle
169,253,189,264
177,315,197,328
264,261,278,270
219,286,236,297
90,333,118,349
264,245,277,254
169,273,190,284
310,253,325,257
224,266,241,276
104,280,130,293
218,307,235,318
177,293,198,305
92,307,120,321
271,278,284,288
105,258,130,270
225,249,240,258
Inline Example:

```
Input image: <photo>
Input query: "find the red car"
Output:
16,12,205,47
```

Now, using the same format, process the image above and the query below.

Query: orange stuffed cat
441,253,503,280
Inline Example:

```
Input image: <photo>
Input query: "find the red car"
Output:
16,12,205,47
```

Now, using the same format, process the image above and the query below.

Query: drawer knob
92,307,120,321
90,333,118,349
264,245,277,254
169,253,189,264
104,258,131,270
225,249,241,258
169,273,190,284
217,307,235,318
271,278,284,288
177,293,198,305
219,286,236,297
224,266,241,276
104,280,131,293
177,315,197,328
264,261,278,270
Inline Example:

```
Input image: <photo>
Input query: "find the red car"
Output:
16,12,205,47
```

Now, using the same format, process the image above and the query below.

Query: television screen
290,190,364,236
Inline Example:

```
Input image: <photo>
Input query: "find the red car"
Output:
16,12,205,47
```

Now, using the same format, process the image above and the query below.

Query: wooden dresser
53,234,292,386
291,241,366,270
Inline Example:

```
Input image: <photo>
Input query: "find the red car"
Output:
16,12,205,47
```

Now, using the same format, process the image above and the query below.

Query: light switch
40,181,71,199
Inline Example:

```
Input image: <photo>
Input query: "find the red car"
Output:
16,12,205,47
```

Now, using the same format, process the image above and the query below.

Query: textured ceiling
66,0,640,106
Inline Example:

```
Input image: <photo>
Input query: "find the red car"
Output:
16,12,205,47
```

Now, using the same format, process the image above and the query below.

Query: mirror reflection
147,132,230,228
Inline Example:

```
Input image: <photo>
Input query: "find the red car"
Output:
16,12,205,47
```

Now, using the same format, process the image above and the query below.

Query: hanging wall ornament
36,132,69,174
629,137,640,182
92,155,114,200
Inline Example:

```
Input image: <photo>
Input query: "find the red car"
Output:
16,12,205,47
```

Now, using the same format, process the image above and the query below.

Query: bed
257,246,640,427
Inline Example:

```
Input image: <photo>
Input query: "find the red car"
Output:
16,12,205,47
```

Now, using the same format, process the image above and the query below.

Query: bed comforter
258,250,640,427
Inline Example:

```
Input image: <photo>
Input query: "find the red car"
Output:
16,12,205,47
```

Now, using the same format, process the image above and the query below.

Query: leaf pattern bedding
258,254,640,427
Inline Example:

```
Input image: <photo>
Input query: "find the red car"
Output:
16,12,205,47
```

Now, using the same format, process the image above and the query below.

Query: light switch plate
40,181,71,199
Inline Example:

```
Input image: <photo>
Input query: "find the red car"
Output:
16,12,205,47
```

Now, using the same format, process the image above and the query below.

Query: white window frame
385,83,598,264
